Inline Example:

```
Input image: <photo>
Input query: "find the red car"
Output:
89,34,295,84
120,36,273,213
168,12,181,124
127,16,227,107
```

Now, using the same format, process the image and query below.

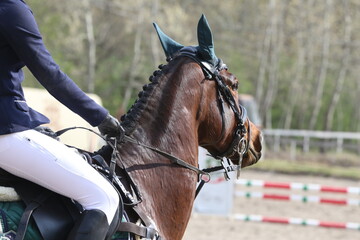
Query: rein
122,135,211,181
54,126,212,188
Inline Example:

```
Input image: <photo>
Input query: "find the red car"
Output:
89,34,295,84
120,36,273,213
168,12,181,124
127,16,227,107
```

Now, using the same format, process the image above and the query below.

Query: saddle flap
14,181,80,240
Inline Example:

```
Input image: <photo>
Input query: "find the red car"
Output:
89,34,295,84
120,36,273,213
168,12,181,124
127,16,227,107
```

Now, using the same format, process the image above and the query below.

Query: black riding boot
67,209,109,240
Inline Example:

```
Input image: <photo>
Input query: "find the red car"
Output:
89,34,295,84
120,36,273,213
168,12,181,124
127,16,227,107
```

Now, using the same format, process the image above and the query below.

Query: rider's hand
34,126,59,140
98,114,125,139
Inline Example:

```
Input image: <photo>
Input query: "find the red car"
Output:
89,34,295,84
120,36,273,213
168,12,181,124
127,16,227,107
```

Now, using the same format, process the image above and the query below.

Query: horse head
153,14,262,168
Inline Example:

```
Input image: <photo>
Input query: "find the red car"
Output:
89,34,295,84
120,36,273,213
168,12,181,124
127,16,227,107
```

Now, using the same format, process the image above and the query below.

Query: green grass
247,158,360,180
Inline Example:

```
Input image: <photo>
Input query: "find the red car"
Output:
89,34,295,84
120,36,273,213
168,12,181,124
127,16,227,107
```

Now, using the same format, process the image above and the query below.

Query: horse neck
120,59,203,239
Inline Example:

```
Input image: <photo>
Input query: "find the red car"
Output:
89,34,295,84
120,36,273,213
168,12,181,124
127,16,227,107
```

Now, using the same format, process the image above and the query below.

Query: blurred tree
22,0,360,132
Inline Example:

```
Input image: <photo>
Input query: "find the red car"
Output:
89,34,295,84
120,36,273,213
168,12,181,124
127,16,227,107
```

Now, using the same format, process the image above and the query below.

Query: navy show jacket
0,0,108,135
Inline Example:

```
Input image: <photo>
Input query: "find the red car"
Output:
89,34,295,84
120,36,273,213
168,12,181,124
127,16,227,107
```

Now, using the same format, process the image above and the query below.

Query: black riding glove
98,114,125,139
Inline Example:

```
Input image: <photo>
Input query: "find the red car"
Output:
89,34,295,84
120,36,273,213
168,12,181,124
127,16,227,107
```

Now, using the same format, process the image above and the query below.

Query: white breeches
0,129,119,225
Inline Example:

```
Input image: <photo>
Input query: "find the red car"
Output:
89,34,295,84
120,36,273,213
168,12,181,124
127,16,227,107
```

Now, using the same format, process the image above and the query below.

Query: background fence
262,129,360,160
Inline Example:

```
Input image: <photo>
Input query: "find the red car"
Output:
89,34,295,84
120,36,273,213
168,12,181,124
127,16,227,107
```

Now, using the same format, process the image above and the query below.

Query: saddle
0,169,80,240
0,146,159,240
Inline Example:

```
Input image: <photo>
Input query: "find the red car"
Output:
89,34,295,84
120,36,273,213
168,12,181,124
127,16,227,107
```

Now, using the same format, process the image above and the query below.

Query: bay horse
0,15,262,240
112,15,262,239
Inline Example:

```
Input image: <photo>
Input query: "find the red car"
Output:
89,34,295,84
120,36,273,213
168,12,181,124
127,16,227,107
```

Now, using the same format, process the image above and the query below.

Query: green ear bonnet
153,14,219,67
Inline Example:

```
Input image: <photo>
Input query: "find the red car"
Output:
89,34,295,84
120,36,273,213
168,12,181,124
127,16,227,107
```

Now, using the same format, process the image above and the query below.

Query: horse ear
153,23,184,58
197,14,218,65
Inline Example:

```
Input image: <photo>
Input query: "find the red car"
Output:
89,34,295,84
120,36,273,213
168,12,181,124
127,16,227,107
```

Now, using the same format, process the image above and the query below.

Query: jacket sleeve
0,1,108,126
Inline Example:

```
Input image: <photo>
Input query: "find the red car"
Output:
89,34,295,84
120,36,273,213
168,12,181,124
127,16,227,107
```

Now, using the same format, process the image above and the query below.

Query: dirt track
183,170,360,240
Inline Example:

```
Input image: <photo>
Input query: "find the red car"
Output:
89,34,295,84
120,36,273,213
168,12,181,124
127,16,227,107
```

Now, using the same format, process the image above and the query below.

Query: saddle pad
0,201,41,240
112,231,131,240
0,187,20,202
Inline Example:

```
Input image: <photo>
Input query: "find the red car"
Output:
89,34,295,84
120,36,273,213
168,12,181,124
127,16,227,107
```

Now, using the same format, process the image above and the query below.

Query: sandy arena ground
183,170,360,240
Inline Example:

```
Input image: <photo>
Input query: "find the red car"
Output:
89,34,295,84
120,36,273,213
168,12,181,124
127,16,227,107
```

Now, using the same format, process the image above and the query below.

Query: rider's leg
0,130,119,239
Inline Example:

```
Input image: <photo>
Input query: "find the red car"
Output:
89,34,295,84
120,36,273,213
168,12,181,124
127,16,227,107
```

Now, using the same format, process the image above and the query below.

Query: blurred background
23,0,359,128
22,1,359,239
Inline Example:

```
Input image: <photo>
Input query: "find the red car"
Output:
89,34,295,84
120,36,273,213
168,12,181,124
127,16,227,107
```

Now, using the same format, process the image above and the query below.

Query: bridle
167,47,261,198
177,48,251,167
210,72,251,163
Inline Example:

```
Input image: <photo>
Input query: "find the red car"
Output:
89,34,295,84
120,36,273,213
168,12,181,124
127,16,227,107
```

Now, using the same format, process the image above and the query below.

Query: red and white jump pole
233,214,360,231
235,191,360,206
236,179,360,194
234,179,360,230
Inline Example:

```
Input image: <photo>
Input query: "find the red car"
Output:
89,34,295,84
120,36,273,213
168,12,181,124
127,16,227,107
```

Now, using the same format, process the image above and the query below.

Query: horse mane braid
120,63,169,135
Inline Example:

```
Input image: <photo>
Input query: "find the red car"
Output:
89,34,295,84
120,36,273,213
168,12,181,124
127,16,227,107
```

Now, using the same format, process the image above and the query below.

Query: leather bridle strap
55,126,212,192
213,74,245,129
177,50,250,159
195,162,240,198
123,135,211,182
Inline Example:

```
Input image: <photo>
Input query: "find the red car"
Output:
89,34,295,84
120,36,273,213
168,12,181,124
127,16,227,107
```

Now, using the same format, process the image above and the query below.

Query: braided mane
120,62,170,135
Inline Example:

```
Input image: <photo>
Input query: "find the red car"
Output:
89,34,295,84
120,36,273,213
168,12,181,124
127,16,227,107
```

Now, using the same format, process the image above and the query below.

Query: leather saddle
0,168,81,240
